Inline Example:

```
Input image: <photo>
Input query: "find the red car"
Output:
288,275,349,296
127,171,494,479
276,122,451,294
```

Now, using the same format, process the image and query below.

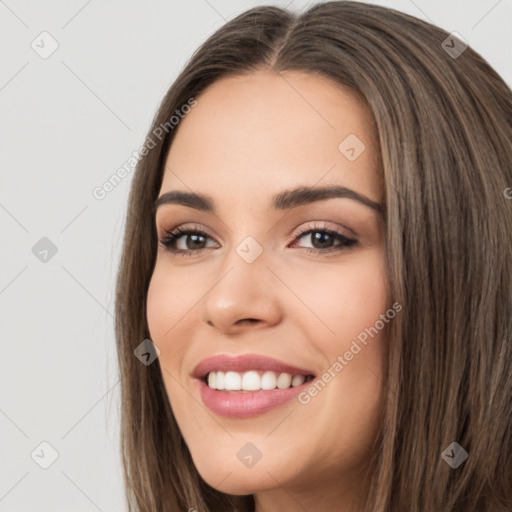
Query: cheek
146,268,168,342
292,250,389,341
146,260,195,335
146,266,191,415
146,268,207,447
342,258,389,336
146,263,189,367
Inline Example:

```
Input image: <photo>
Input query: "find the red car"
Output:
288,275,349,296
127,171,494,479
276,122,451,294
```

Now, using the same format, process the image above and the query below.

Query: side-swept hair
115,2,512,510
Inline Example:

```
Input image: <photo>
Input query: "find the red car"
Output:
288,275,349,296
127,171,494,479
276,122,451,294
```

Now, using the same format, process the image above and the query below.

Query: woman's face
147,70,389,509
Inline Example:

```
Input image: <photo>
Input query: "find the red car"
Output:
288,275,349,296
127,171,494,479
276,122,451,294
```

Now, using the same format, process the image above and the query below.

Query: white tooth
276,372,292,389
291,375,305,387
208,372,216,389
261,371,277,390
224,371,242,390
242,371,261,391
216,371,225,390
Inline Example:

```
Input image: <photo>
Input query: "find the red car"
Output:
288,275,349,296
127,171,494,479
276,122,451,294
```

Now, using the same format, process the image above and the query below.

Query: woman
115,2,512,511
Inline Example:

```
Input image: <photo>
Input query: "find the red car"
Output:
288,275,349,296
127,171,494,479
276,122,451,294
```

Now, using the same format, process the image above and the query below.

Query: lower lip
197,379,311,418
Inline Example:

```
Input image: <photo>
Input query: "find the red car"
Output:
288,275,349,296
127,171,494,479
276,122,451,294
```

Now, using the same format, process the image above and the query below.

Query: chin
189,449,286,495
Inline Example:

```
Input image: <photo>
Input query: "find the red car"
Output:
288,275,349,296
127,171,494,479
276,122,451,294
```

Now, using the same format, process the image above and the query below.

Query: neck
253,469,371,512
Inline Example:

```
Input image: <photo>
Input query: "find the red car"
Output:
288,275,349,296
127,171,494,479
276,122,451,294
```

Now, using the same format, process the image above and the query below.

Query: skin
147,69,389,512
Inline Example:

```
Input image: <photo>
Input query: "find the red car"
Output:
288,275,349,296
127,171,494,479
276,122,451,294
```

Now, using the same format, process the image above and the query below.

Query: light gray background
1,0,511,510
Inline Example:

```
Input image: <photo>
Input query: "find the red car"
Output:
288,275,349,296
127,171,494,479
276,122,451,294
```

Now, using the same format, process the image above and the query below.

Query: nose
200,248,283,335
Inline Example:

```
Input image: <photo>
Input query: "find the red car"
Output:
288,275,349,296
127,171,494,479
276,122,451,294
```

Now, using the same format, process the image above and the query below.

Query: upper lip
192,353,316,379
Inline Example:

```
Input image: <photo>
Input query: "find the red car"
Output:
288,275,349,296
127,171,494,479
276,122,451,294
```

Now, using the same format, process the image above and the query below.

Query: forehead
161,70,382,209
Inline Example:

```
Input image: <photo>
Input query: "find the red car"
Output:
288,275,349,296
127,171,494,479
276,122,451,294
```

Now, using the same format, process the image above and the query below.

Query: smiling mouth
204,370,315,392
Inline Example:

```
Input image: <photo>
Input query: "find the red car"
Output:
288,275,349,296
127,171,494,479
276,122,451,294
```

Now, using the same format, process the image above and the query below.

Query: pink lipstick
193,353,316,418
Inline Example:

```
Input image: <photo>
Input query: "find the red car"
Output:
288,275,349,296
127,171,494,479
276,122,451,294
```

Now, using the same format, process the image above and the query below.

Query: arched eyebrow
153,185,383,215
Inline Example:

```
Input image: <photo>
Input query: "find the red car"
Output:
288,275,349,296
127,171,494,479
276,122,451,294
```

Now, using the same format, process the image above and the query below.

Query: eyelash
159,222,358,257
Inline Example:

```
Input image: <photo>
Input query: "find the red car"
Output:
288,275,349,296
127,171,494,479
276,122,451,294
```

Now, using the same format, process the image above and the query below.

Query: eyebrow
153,185,383,215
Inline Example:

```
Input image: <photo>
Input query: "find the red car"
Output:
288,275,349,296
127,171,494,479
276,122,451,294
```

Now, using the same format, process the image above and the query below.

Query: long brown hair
114,2,512,510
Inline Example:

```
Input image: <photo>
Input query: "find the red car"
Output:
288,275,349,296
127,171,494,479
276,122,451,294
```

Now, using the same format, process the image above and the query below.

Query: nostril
238,318,259,325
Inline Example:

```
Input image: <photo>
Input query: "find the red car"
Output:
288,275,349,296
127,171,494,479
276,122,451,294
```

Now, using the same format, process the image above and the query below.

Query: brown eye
159,223,358,257
297,229,357,252
160,227,217,255
291,223,358,254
